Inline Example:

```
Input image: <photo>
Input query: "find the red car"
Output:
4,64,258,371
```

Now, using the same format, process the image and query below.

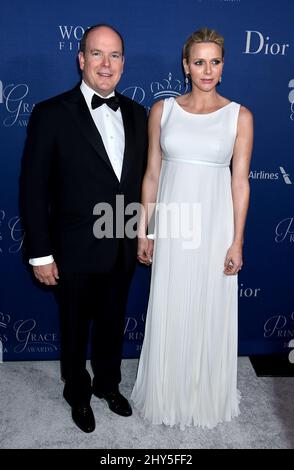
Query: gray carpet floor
0,357,293,449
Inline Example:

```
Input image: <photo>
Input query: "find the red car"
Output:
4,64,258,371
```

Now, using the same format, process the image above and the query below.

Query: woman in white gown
132,28,253,429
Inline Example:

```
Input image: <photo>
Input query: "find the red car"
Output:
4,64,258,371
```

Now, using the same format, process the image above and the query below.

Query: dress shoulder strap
229,102,241,138
160,97,175,128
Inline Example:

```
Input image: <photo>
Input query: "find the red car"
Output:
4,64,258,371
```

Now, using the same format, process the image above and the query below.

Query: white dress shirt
29,80,125,267
80,80,125,181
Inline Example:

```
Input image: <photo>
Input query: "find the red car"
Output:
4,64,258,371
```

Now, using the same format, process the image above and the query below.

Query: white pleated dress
131,97,241,429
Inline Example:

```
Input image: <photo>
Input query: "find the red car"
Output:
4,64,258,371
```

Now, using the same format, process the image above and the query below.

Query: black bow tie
91,94,120,111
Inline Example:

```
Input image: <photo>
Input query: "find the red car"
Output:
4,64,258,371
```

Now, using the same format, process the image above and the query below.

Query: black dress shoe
94,390,132,417
71,405,96,433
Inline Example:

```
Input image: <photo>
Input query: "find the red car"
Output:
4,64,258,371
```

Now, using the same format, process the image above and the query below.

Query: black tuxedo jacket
20,85,148,273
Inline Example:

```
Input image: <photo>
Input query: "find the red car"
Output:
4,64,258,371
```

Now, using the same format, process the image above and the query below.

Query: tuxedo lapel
61,86,115,175
119,93,136,184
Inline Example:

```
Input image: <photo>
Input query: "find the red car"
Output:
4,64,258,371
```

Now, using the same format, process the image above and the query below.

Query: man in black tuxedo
21,24,147,433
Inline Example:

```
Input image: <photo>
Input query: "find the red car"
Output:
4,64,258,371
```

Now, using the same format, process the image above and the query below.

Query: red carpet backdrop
0,0,293,359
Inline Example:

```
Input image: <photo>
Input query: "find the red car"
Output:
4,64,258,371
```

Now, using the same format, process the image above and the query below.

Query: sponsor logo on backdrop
289,79,294,121
150,72,189,100
244,30,289,55
122,72,189,111
238,283,261,298
58,25,89,51
0,312,10,357
124,314,145,352
0,210,25,254
264,312,294,350
0,81,34,127
13,319,58,354
249,167,292,184
1,312,58,355
275,217,294,243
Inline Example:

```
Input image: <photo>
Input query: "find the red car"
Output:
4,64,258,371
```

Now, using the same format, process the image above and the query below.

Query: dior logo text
244,31,289,55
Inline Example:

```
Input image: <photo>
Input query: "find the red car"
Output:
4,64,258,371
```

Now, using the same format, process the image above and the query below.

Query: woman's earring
219,76,222,83
185,74,190,85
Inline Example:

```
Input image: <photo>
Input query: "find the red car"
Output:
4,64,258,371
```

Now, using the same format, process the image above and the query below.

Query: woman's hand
137,237,154,266
224,244,243,275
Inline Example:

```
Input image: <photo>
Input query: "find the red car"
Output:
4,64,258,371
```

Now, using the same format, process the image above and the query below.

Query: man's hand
33,262,59,286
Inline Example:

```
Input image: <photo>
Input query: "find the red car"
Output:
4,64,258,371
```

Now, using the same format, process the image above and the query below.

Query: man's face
79,26,124,96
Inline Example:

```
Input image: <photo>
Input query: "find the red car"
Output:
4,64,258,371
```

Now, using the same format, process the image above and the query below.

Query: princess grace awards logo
0,80,34,127
275,217,294,243
0,312,10,360
150,72,189,100
13,319,58,354
0,311,58,355
121,72,189,111
249,167,292,184
264,312,294,351
124,314,145,352
0,209,25,254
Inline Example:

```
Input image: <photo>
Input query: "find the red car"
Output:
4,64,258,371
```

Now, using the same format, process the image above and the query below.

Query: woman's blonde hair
183,27,225,61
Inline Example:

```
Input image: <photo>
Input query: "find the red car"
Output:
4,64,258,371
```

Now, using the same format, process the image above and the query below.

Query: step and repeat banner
0,0,293,360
